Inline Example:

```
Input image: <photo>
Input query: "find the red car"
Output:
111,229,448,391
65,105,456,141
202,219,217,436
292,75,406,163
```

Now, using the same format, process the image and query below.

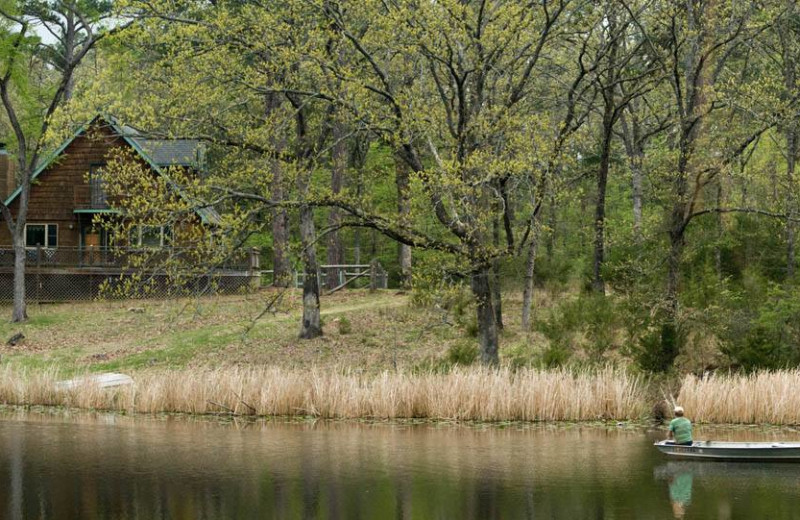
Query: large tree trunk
472,266,498,365
785,119,797,281
782,0,798,280
325,123,347,289
491,217,503,330
10,166,30,323
546,190,556,259
521,220,539,330
395,158,412,288
656,0,716,371
298,203,322,339
271,167,291,287
631,161,644,240
266,92,291,287
592,13,618,295
12,234,26,322
620,111,644,242
715,180,724,279
593,125,612,295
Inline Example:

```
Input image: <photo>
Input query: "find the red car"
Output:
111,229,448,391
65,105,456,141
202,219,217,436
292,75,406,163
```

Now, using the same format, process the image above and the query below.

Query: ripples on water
0,412,799,519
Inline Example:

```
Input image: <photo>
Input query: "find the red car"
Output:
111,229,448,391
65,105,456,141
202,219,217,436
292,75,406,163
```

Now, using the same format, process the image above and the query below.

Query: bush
447,340,479,366
532,293,619,362
629,321,682,373
724,325,790,370
534,252,577,291
536,344,571,368
337,317,352,335
504,340,538,369
721,285,800,370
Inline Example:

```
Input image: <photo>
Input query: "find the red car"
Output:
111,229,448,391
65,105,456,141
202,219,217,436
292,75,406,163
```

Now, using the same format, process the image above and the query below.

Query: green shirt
669,417,692,444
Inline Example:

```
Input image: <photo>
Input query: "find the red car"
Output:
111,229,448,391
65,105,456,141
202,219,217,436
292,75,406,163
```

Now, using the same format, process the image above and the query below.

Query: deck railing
0,246,257,272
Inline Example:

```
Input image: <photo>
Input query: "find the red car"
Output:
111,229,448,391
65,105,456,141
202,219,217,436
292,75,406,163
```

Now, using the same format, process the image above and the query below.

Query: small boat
55,373,133,391
654,440,800,461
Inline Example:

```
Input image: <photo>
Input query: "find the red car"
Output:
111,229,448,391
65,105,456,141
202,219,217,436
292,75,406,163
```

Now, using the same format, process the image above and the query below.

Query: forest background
2,0,800,375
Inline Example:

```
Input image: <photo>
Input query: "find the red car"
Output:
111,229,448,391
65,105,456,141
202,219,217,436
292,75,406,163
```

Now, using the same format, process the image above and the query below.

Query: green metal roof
73,208,121,214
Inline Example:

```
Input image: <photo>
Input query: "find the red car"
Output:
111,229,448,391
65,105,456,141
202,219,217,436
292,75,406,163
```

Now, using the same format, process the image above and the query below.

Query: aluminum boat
655,440,800,461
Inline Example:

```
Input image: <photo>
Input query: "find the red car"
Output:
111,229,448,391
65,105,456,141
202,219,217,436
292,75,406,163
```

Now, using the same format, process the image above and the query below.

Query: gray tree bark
326,122,346,288
271,170,291,287
299,202,322,339
787,134,797,279
491,217,503,330
591,8,619,295
11,235,27,322
781,6,798,279
620,110,645,242
715,180,724,279
264,91,291,287
471,266,498,365
521,218,539,330
395,158,412,288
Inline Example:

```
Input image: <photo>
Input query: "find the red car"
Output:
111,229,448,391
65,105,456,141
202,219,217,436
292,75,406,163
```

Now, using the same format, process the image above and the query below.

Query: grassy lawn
0,289,492,375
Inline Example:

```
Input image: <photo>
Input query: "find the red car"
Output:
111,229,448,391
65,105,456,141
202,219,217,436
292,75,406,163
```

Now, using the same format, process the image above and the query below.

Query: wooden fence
264,261,389,292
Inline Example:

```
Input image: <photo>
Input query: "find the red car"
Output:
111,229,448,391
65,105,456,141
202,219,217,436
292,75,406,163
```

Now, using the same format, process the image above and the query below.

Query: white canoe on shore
55,373,133,391
655,440,800,461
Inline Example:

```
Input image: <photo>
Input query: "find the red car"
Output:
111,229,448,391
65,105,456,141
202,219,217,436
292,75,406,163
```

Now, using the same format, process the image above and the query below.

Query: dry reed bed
0,366,646,422
678,370,800,424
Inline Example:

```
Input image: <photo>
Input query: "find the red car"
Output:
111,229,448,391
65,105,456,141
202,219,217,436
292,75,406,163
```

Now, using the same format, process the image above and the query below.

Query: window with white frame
131,225,172,248
25,224,58,248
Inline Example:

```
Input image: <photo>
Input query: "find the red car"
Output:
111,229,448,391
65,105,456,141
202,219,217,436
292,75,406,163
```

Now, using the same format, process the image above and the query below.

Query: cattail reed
678,370,800,424
0,365,646,422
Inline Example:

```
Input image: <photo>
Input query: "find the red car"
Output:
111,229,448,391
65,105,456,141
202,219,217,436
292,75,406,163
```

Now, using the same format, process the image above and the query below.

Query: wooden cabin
0,115,259,301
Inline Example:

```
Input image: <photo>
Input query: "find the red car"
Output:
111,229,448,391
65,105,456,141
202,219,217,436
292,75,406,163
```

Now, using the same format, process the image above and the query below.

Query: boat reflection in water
655,460,800,519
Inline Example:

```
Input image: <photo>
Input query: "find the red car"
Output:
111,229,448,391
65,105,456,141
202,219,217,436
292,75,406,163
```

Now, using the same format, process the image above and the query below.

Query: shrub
629,322,682,373
532,293,619,363
447,340,479,366
536,344,571,368
720,285,800,370
504,340,538,369
337,317,352,335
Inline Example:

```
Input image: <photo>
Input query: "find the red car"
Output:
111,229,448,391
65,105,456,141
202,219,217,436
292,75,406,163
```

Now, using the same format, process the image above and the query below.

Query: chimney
0,143,15,201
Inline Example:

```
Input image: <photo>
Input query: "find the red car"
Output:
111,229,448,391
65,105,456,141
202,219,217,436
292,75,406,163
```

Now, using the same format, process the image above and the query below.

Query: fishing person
666,406,692,446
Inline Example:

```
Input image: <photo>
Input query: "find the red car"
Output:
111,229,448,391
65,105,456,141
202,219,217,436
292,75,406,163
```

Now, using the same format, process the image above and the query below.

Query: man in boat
666,406,692,446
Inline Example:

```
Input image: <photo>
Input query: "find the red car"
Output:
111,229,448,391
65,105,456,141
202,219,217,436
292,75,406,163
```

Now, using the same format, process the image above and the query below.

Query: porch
0,246,258,272
0,246,261,301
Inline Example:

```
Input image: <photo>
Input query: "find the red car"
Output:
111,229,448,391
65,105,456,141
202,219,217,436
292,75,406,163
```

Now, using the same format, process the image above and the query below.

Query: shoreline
2,365,800,426
3,404,800,431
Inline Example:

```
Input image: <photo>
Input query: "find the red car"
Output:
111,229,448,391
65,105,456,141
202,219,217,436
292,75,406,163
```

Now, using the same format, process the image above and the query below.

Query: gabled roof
4,115,220,225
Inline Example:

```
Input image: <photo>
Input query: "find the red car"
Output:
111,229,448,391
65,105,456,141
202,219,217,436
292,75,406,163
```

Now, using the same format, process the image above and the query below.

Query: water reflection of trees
1,415,800,518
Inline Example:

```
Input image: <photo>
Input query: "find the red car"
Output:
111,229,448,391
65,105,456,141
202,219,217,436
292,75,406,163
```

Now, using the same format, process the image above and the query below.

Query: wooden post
249,247,261,273
36,245,41,305
369,259,378,292
249,247,261,289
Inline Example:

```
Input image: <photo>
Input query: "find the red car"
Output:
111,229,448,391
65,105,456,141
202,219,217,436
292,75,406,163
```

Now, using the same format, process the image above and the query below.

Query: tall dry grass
0,366,646,422
678,370,800,424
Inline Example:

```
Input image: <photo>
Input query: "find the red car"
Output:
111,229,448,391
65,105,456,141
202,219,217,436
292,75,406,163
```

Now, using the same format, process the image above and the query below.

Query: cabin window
132,225,172,248
89,163,107,208
25,224,58,248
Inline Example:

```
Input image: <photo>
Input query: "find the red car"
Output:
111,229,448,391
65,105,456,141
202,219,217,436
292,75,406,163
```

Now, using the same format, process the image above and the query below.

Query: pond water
0,412,799,519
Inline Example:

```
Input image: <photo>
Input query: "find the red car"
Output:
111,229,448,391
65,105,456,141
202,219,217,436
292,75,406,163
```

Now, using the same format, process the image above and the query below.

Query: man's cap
674,406,684,414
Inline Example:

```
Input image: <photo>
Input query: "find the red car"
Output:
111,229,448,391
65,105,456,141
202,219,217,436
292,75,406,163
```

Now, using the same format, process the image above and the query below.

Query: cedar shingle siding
0,123,124,248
